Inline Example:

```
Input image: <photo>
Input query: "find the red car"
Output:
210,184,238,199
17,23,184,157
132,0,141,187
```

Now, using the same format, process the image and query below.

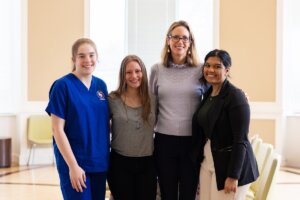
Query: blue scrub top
46,73,110,173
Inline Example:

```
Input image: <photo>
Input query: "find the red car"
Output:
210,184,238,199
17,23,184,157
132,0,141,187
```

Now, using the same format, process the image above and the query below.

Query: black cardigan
191,80,259,190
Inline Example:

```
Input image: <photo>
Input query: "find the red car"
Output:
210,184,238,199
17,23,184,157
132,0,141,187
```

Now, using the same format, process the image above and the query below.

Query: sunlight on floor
0,164,299,200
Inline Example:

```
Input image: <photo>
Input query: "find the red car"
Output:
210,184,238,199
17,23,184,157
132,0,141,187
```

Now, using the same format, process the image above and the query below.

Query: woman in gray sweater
149,20,207,200
107,55,157,200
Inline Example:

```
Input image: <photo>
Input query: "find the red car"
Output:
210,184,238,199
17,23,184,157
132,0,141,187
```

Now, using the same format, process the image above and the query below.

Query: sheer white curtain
177,0,215,60
89,0,215,92
89,0,126,92
283,0,300,114
0,0,21,113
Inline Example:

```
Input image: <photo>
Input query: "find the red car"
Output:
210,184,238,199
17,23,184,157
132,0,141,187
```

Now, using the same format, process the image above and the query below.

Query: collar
168,61,188,69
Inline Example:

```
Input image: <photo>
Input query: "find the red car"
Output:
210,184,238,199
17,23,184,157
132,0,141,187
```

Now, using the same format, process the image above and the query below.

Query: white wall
284,116,300,168
0,115,17,162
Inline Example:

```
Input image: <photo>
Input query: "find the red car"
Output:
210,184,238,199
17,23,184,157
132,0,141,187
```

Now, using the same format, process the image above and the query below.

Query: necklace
121,97,142,130
168,61,188,68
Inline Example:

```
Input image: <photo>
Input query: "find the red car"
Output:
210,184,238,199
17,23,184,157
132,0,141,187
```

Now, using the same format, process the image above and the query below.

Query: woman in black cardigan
191,49,259,200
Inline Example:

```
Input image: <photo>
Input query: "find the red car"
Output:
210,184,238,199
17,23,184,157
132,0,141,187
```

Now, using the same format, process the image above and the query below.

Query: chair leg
27,144,33,166
31,144,36,165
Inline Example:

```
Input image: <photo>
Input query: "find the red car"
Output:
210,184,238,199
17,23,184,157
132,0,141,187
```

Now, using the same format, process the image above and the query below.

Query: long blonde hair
161,20,200,67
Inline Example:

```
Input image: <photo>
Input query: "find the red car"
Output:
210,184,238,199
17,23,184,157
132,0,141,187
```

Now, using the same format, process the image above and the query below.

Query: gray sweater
109,96,156,157
149,63,206,136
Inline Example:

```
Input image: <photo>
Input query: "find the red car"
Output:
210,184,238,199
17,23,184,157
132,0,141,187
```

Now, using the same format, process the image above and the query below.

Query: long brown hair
110,55,151,123
161,20,200,67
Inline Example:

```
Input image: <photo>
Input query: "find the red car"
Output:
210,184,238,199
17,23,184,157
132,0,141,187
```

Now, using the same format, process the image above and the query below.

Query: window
89,0,215,91
0,1,21,113
177,0,215,59
89,0,126,92
283,0,300,114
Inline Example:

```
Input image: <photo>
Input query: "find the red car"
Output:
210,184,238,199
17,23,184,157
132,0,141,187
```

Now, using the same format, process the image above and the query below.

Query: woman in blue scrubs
46,38,110,200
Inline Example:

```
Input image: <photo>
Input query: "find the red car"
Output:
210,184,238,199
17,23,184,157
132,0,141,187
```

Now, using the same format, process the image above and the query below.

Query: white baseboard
18,146,54,166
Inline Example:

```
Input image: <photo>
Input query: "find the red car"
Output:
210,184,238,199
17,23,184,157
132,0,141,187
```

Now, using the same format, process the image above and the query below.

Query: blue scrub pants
58,170,107,200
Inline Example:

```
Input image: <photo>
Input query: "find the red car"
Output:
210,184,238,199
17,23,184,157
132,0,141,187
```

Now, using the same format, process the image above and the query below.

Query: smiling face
167,26,191,62
125,60,143,90
73,43,97,77
203,56,229,86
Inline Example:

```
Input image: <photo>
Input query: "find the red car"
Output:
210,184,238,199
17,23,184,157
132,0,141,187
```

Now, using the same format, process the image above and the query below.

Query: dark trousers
107,150,157,200
154,132,198,200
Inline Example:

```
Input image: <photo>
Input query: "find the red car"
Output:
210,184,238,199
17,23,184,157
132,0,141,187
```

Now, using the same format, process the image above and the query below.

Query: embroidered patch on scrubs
96,90,106,100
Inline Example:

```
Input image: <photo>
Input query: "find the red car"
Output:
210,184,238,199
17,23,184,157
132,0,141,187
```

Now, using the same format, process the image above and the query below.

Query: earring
188,50,191,55
167,48,170,53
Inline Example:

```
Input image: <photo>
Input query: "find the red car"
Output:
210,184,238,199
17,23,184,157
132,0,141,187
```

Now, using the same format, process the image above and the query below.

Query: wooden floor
0,164,300,200
0,164,111,200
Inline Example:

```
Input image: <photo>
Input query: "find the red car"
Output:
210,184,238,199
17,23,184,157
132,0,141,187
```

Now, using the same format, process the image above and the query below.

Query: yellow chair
246,152,281,200
255,143,274,174
251,135,263,156
247,142,273,198
27,115,53,165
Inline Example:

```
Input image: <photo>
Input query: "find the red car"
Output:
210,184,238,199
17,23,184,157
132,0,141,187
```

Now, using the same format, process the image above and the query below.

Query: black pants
154,132,198,200
107,150,157,200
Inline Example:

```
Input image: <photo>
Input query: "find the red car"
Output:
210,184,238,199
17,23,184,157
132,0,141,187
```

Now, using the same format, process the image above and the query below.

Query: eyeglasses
168,35,190,43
